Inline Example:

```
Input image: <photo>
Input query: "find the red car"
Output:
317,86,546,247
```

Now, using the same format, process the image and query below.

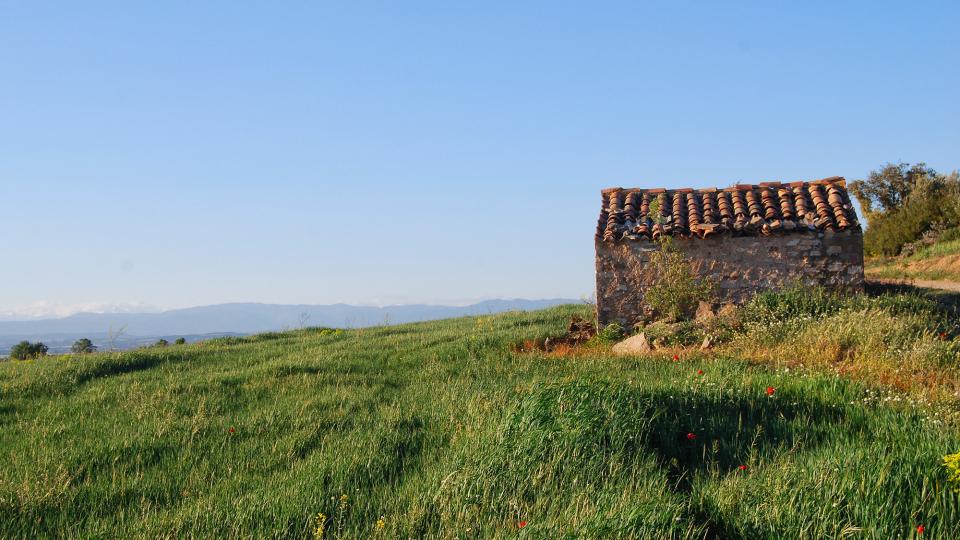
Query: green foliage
153,338,169,347
593,322,624,344
70,338,96,354
850,162,939,215
937,226,960,244
1,305,959,537
851,162,960,256
174,337,186,345
643,320,701,347
9,341,48,360
643,238,714,321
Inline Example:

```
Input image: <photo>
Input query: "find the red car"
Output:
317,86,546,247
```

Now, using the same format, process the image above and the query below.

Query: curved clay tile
731,190,748,231
792,185,812,223
604,190,621,241
808,184,836,230
656,192,672,236
777,187,795,219
701,191,716,224
838,186,858,226
597,195,609,239
672,191,687,235
760,188,780,220
745,189,763,218
686,191,702,235
636,192,651,237
827,184,850,229
731,189,746,218
777,187,797,230
623,191,638,232
717,191,733,228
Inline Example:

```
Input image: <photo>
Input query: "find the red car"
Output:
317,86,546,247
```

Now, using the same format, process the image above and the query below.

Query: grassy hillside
2,305,959,538
867,238,960,283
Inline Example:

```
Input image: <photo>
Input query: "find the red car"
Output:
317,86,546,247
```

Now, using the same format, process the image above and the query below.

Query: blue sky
2,1,958,317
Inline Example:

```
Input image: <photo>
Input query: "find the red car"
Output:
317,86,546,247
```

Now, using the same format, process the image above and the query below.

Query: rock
695,301,715,321
700,335,714,350
717,303,738,318
612,333,652,355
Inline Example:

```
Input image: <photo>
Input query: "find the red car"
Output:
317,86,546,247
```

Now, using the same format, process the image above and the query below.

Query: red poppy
697,369,704,375
686,432,696,440
917,525,925,534
229,427,236,433
738,465,748,471
766,386,776,396
673,354,679,361
518,521,528,529
940,332,948,340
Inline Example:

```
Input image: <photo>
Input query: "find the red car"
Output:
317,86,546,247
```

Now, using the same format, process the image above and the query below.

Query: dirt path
867,277,960,292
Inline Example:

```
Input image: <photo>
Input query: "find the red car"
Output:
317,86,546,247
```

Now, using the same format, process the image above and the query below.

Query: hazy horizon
0,296,583,322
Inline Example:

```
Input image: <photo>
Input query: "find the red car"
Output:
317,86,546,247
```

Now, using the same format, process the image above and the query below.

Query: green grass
2,305,959,538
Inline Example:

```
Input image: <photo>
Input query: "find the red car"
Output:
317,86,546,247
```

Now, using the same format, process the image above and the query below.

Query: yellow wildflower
945,453,960,492
313,512,327,539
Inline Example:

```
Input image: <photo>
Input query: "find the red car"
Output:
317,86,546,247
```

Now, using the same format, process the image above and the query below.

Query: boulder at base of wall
612,333,652,355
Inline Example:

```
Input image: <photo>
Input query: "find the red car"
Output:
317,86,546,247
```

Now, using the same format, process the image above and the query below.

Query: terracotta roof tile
597,178,859,241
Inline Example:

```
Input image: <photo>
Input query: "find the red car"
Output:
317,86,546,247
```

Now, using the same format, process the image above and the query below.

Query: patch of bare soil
510,316,596,355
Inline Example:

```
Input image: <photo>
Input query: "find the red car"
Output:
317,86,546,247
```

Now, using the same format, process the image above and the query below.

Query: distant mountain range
0,299,578,354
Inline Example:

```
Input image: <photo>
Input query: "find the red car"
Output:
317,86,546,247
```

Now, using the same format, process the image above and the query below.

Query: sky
1,1,958,318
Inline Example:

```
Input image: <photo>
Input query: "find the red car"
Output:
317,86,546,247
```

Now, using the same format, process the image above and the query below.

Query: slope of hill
867,237,960,284
1,305,957,538
0,298,576,354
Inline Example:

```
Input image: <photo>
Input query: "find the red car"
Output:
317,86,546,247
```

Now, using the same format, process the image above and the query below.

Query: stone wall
595,229,864,328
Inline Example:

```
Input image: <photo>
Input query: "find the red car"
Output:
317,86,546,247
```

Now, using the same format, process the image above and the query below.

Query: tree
174,337,186,345
851,162,960,255
71,338,97,354
154,339,169,347
849,162,939,217
10,341,48,360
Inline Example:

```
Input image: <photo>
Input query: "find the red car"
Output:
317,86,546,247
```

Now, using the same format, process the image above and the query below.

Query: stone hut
595,177,864,327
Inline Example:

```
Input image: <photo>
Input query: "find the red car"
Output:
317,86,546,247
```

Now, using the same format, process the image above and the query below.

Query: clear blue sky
2,1,958,317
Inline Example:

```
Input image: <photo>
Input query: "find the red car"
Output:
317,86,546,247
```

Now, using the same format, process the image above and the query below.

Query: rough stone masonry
595,178,864,328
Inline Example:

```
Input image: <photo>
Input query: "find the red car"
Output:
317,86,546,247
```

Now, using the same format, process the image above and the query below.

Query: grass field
2,304,960,538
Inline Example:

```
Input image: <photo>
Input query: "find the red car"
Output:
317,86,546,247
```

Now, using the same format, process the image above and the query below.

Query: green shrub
71,338,96,354
643,238,714,321
154,339,169,348
643,320,702,347
174,337,186,345
593,322,624,345
937,226,960,244
9,341,48,360
851,162,960,256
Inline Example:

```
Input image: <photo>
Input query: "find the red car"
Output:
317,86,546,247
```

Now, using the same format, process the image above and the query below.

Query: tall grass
1,304,958,538
733,286,960,405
